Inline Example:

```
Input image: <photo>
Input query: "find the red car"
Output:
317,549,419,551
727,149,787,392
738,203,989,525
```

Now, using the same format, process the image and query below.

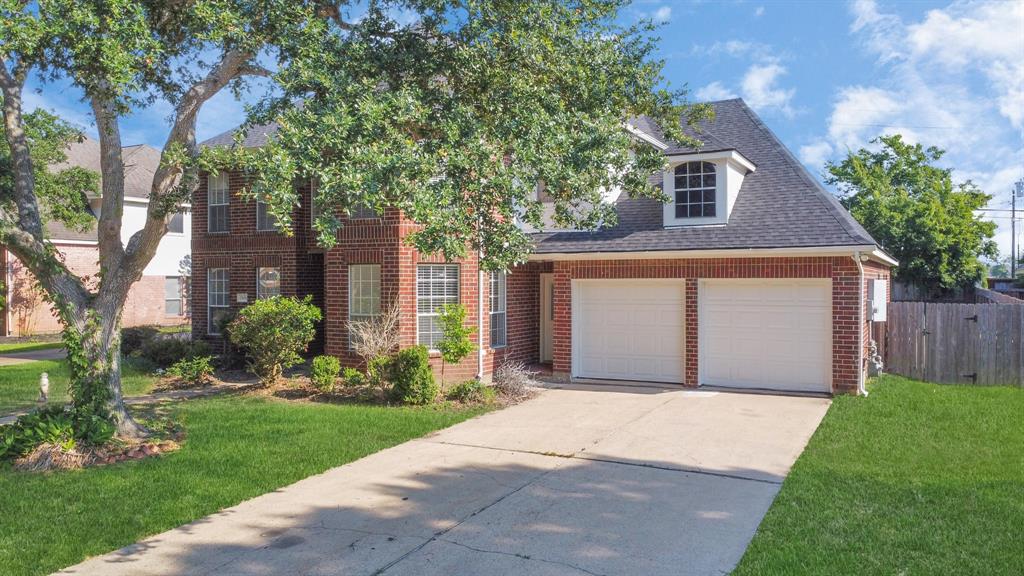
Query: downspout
476,251,485,381
853,252,868,396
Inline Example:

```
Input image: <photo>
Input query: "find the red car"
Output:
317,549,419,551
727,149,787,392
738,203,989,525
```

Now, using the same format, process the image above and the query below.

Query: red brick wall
2,245,187,337
191,173,324,349
548,256,883,394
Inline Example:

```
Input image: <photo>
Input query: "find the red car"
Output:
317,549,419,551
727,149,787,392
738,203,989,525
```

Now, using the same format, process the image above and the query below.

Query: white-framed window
207,268,230,335
168,212,184,234
674,161,716,218
208,172,230,233
490,271,507,348
256,267,281,299
416,264,459,349
350,202,379,219
256,199,278,231
348,264,381,348
165,276,183,316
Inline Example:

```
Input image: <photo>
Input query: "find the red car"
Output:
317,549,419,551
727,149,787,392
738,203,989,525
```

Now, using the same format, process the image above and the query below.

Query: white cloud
754,6,765,17
695,81,738,101
815,0,1024,258
653,6,672,24
741,62,796,118
799,140,834,170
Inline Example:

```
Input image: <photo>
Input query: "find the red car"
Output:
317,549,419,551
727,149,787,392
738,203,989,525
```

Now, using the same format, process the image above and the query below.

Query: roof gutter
528,245,898,265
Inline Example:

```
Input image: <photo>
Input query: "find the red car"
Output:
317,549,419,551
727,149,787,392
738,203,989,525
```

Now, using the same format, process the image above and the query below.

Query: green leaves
227,295,322,386
826,135,998,295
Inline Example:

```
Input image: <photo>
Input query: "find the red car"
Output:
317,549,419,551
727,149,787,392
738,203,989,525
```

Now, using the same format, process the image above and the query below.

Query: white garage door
574,280,685,383
700,279,832,393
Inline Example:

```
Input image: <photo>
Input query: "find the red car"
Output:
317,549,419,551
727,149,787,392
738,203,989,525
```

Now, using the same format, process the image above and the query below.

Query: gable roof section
533,99,878,254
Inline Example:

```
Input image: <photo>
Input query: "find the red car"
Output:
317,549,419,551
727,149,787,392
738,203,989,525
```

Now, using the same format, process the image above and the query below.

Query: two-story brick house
194,99,894,394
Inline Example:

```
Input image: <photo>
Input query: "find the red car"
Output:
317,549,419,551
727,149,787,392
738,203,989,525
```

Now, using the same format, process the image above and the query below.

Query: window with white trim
168,212,184,234
256,199,278,231
490,272,507,347
674,161,716,218
256,267,281,299
348,264,381,348
416,264,459,349
207,268,230,335
208,173,229,233
165,276,183,316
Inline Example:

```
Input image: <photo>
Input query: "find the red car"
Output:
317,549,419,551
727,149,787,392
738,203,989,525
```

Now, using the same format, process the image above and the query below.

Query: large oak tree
1,0,704,437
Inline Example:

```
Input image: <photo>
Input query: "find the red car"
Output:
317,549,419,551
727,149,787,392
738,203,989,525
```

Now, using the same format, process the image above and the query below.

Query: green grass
0,360,158,414
0,396,488,575
734,375,1024,576
0,341,63,353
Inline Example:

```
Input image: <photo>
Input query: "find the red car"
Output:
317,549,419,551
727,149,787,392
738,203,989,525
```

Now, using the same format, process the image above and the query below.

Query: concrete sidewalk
57,383,830,576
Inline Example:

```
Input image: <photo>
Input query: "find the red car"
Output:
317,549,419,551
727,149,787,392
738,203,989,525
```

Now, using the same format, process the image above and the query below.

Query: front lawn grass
0,359,158,414
0,341,63,353
0,396,488,575
734,375,1024,575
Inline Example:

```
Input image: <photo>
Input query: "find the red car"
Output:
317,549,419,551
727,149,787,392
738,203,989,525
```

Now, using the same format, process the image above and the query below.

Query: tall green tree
826,135,997,297
1,0,704,437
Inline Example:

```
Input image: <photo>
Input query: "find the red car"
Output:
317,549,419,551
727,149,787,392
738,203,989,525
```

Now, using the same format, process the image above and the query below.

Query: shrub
228,296,322,386
436,304,475,389
367,355,391,398
121,326,159,355
311,355,341,392
140,338,210,369
446,379,487,403
342,367,365,388
167,355,215,387
388,345,437,405
493,361,537,402
0,405,113,461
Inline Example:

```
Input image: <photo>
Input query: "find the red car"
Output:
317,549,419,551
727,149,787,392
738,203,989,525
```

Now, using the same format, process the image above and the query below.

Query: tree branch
89,90,128,281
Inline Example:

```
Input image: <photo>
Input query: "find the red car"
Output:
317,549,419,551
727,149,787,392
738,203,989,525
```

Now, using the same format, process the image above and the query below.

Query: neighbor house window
256,267,281,299
416,264,459,349
490,271,507,347
256,199,278,231
208,172,230,233
165,276,183,316
348,264,381,348
168,212,184,234
674,161,716,218
207,268,230,335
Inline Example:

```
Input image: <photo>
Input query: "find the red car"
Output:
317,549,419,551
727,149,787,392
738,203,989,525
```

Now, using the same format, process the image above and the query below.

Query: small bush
342,367,365,388
436,303,475,388
367,356,391,398
311,355,341,392
446,379,487,403
0,405,113,461
228,296,322,386
493,361,537,402
140,338,210,369
388,345,437,405
121,326,159,355
167,355,215,387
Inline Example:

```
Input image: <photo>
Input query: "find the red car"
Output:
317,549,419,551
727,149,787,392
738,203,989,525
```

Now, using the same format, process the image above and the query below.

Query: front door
539,273,554,363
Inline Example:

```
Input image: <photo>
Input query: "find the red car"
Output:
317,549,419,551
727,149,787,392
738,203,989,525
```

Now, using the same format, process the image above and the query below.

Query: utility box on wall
870,279,887,322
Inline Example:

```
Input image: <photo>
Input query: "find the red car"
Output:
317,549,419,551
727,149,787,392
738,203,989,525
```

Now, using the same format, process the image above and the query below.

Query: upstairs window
256,199,278,231
208,173,230,233
674,161,716,218
168,212,184,234
350,202,379,219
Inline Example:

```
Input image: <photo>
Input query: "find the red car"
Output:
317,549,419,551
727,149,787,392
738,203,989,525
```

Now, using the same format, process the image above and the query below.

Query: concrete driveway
58,383,830,576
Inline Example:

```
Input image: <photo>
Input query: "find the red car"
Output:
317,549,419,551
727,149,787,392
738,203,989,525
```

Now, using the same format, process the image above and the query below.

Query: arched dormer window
674,161,716,218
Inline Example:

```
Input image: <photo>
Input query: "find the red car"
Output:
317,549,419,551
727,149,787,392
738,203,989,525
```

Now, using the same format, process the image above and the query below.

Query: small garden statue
867,340,884,377
38,372,49,403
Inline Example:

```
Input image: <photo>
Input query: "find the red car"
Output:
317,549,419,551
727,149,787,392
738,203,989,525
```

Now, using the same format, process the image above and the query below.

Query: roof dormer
662,150,755,227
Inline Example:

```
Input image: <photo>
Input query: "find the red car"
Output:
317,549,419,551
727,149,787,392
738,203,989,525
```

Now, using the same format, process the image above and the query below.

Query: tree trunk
64,301,149,439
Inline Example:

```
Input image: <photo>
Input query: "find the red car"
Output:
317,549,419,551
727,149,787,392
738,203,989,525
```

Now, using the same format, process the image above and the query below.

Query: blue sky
23,0,1024,260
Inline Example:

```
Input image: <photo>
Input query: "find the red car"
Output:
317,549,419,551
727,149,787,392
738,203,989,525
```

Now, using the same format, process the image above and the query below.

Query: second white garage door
700,279,832,393
574,280,685,383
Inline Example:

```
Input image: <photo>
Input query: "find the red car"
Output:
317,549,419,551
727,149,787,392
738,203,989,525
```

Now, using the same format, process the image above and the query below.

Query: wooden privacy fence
887,302,1024,387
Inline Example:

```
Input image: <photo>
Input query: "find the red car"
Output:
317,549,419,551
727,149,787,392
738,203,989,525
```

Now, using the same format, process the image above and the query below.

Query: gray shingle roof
201,121,280,148
533,99,878,254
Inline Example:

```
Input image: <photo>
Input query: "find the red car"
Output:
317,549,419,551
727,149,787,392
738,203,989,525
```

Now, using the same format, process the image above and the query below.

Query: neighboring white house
1,137,191,336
